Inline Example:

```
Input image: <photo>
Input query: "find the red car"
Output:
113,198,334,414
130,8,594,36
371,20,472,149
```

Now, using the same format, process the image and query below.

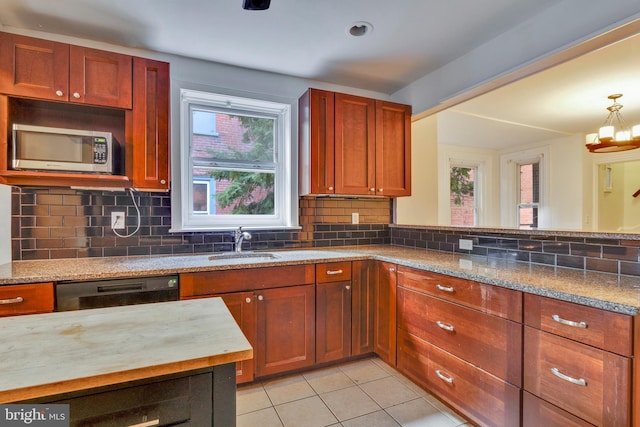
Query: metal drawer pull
435,369,454,384
551,314,587,329
550,367,587,386
326,269,343,275
0,296,24,305
126,419,160,427
436,320,455,332
436,284,455,293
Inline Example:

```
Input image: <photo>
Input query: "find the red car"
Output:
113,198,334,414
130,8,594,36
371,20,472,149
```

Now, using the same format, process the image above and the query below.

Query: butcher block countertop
0,298,253,403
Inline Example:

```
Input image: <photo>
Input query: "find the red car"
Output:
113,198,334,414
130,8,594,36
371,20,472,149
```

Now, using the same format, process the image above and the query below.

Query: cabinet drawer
0,283,54,316
523,327,631,426
524,293,632,356
523,391,595,427
398,286,522,386
397,329,520,427
397,266,522,322
180,264,315,297
316,262,351,283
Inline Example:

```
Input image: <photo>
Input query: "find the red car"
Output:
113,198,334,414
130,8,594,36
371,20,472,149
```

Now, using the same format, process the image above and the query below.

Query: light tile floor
237,357,473,427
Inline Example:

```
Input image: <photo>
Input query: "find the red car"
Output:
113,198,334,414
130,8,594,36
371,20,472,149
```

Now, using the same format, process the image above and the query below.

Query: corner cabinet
0,31,169,191
299,88,411,197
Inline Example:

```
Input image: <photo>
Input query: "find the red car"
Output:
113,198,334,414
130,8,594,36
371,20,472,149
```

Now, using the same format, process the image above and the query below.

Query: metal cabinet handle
389,267,395,272
345,285,351,290
436,320,455,332
73,92,81,99
551,314,587,329
245,297,252,303
55,90,64,97
436,284,455,293
378,188,383,192
550,367,587,386
369,188,375,192
328,186,334,190
435,369,454,384
126,420,160,427
326,269,343,275
257,295,264,301
160,179,167,185
0,296,24,305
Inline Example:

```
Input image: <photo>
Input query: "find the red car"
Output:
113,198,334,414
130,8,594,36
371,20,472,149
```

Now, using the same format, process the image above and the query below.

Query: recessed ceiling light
242,0,271,10
346,21,373,37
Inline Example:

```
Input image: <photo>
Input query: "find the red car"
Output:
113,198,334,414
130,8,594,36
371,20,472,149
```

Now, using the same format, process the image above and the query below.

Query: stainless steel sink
208,252,279,261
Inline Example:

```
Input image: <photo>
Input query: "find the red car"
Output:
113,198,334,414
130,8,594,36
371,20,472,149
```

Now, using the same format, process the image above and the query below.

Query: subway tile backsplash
11,188,391,260
390,226,640,277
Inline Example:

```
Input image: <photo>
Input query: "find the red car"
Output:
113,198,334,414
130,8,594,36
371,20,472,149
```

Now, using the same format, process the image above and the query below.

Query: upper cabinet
299,88,411,197
0,32,132,109
0,32,169,191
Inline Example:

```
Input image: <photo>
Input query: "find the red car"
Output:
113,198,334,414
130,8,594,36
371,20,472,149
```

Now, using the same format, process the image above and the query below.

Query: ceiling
0,0,562,94
437,32,640,149
0,0,637,150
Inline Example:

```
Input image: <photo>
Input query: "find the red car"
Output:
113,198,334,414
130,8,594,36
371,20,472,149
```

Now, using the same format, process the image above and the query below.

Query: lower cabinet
373,261,397,366
316,262,352,363
33,364,236,427
397,329,521,427
256,284,315,377
217,292,257,384
0,283,54,317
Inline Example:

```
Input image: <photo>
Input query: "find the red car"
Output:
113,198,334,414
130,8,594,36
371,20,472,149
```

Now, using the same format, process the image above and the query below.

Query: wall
11,188,391,260
0,184,11,264
395,117,438,225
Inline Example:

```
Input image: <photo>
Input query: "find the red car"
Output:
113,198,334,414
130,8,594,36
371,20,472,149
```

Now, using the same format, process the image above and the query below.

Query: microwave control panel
93,137,108,164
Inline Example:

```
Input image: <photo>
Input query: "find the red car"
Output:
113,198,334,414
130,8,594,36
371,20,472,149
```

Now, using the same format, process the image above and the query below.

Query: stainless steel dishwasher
55,275,179,311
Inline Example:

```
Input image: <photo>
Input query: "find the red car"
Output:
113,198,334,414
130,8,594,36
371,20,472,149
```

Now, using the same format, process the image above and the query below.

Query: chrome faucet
234,227,252,252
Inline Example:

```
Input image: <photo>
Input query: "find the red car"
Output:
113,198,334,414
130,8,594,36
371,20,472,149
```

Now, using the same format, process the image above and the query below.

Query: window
449,166,477,226
517,162,539,229
173,89,295,231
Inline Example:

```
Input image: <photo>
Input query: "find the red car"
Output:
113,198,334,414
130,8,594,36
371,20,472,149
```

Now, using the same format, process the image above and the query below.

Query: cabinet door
131,57,170,190
351,260,374,356
0,32,69,101
375,100,411,196
316,280,351,363
335,93,376,195
299,88,335,194
218,292,257,384
0,283,54,317
69,45,132,108
373,261,397,366
256,284,315,377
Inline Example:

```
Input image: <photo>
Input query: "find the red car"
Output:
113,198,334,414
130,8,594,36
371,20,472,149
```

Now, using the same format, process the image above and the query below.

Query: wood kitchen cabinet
373,261,397,365
299,88,411,197
130,57,170,191
351,260,375,356
0,32,132,109
316,262,352,363
395,266,523,426
180,264,316,382
523,293,633,427
0,283,54,317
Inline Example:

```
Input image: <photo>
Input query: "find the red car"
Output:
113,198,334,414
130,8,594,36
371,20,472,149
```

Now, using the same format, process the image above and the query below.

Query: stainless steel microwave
12,124,113,174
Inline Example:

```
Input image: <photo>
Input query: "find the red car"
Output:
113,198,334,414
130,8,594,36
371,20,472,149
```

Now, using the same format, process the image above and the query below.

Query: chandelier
585,94,640,153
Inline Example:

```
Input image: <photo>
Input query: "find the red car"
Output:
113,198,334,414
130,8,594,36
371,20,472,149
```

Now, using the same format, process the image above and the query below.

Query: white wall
0,184,11,265
395,117,438,225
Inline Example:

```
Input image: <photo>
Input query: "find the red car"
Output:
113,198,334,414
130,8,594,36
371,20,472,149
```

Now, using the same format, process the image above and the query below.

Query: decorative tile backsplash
11,188,391,260
390,225,640,277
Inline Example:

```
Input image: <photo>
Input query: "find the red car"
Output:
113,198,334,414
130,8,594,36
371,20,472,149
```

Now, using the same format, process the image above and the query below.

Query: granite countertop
0,298,253,403
1,245,640,315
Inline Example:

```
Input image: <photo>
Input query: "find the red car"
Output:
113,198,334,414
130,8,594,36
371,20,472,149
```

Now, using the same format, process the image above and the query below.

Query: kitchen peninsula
0,298,253,426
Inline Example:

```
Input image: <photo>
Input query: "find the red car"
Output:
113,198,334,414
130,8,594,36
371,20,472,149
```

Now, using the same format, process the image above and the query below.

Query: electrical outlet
459,239,473,250
111,211,125,230
351,212,359,224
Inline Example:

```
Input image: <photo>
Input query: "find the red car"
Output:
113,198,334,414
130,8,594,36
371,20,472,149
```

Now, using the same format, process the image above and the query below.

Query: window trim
171,87,298,232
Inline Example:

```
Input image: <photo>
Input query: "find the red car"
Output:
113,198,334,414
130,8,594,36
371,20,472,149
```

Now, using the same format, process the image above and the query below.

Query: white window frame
500,146,550,229
172,88,296,231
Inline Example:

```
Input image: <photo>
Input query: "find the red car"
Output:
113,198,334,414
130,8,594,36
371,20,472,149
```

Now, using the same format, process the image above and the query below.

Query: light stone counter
1,245,639,315
0,297,253,403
